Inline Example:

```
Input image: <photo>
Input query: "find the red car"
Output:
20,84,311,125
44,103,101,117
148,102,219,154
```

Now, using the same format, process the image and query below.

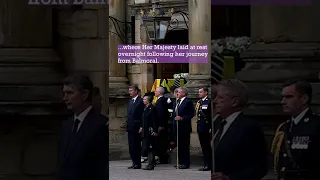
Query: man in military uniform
196,87,212,171
271,79,320,180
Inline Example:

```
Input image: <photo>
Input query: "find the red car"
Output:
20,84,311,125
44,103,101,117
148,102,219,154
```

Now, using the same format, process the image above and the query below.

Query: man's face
62,84,89,111
177,89,185,99
198,88,207,99
281,84,307,115
213,85,237,116
155,89,161,97
129,88,138,97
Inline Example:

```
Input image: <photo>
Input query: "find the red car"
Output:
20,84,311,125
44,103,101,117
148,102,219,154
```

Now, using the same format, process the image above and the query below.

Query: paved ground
110,160,210,180
110,160,276,180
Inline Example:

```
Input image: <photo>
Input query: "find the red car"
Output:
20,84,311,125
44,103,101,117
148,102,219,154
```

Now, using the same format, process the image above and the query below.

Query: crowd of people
55,74,320,180
126,84,213,171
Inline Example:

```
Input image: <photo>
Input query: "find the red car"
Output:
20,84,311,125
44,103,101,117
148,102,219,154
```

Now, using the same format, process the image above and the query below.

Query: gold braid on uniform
270,122,286,176
195,100,200,120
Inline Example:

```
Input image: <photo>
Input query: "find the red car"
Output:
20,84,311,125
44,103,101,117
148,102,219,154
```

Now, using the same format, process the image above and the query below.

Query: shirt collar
74,106,92,123
132,95,139,102
179,96,186,103
202,96,208,101
224,111,241,124
292,108,309,125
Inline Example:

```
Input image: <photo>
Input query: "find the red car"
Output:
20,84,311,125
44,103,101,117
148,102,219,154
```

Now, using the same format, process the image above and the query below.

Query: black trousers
142,137,156,166
157,130,169,162
198,132,212,167
128,132,141,166
177,134,190,166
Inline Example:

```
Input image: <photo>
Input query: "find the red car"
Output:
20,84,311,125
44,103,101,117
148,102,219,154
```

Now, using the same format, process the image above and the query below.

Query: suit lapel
177,98,186,113
63,110,93,162
215,113,242,148
129,97,140,113
61,118,73,161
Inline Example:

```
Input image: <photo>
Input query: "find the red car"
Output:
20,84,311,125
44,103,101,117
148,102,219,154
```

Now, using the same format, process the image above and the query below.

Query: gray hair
174,88,179,93
218,79,249,107
178,87,188,96
156,87,165,95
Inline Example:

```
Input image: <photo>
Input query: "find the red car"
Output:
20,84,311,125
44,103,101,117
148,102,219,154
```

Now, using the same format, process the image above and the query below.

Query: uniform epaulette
276,121,288,132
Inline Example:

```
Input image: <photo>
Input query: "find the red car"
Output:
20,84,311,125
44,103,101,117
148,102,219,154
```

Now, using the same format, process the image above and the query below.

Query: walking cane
211,100,219,174
175,99,179,169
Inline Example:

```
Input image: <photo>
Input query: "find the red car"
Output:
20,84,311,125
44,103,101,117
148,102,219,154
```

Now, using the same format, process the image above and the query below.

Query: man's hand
209,129,212,133
139,127,142,133
211,172,230,180
174,116,183,121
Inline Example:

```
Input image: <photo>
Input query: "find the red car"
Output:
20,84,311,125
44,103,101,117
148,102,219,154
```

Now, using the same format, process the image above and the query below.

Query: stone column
184,0,211,97
57,5,109,116
129,19,154,94
237,3,320,117
109,0,129,97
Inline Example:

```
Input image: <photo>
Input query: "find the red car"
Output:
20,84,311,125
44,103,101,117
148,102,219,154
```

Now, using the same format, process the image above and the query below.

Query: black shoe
179,165,189,169
198,166,210,171
132,165,141,169
142,165,154,170
127,165,135,169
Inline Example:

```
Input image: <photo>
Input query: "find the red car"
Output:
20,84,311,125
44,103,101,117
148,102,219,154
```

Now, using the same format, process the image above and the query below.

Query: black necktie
72,119,80,134
177,99,181,106
214,120,227,146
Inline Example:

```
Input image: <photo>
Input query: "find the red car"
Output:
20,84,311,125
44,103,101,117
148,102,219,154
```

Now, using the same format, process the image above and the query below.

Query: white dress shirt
73,106,92,132
132,95,138,103
292,108,309,125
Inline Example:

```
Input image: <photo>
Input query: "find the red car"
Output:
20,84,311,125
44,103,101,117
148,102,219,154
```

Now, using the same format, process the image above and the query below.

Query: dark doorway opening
154,29,189,79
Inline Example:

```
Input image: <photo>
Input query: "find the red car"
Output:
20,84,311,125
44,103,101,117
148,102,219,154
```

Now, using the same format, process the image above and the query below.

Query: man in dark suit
127,84,145,169
271,79,320,180
211,79,268,180
173,87,195,169
58,75,108,180
196,87,212,171
154,87,170,164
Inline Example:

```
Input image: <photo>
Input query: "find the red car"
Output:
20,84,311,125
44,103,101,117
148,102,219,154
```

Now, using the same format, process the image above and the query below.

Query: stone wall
55,5,109,116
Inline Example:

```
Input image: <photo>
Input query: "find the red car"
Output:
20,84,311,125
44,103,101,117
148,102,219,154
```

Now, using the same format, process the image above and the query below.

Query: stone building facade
109,0,211,160
0,0,319,179
0,1,108,179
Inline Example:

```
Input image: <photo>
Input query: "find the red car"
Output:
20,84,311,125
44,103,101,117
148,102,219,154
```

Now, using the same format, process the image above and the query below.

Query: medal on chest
291,136,310,149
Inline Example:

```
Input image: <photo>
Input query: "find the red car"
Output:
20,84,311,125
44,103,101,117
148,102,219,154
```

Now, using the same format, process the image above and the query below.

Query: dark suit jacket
214,113,268,180
141,105,158,138
154,96,169,128
172,98,195,135
57,109,108,180
127,96,144,133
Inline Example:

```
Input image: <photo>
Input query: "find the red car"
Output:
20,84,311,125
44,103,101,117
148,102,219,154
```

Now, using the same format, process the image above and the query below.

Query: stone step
0,48,61,63
0,73,65,85
0,85,62,101
0,101,66,115
246,82,320,102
